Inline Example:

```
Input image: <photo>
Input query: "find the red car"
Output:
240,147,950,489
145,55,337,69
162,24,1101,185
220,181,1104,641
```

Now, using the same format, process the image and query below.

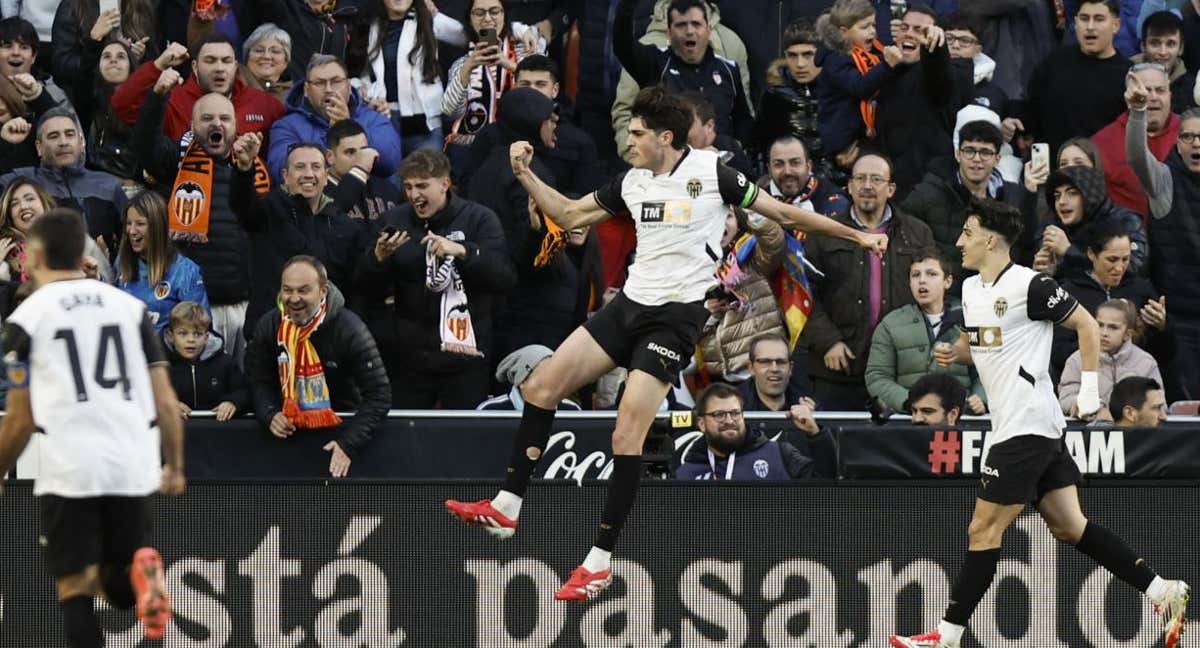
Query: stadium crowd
0,0,1191,476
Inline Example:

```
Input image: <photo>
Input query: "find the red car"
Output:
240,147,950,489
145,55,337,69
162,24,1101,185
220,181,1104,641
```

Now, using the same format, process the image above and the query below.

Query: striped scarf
850,40,885,138
276,298,342,429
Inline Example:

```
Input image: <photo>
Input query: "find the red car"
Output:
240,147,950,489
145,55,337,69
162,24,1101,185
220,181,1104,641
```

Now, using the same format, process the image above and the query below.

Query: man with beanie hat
477,345,584,410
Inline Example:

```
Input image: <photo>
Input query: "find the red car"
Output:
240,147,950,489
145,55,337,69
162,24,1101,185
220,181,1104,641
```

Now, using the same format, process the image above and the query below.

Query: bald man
134,90,270,363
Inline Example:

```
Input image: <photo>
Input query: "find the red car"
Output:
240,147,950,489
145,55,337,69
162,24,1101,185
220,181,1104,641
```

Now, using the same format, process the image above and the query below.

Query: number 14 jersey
3,279,165,497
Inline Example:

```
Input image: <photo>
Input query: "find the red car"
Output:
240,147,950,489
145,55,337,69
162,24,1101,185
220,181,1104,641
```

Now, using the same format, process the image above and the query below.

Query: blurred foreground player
446,86,887,601
890,199,1188,648
0,209,186,646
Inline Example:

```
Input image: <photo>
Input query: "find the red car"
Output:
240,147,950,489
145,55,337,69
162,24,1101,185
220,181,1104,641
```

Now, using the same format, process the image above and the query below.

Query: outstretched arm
748,191,887,255
510,141,613,230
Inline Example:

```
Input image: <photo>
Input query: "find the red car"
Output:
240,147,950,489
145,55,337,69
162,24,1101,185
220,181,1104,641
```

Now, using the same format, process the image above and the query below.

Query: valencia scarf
276,298,342,429
426,241,482,356
850,39,885,138
531,205,567,268
168,142,270,243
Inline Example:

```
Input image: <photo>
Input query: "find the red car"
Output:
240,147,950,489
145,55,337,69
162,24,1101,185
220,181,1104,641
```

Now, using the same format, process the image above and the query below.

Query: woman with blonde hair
116,190,210,333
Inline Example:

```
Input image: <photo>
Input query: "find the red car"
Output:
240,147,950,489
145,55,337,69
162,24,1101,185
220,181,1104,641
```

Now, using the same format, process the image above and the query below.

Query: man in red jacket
1093,62,1179,220
110,32,283,143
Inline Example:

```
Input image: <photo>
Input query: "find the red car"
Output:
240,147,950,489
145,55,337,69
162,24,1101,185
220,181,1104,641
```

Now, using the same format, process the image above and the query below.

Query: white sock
491,490,522,520
1146,576,1171,602
937,620,965,645
582,547,611,573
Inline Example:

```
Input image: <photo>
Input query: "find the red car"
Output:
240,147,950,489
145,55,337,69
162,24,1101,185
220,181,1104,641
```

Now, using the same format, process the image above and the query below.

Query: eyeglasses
703,409,743,421
249,45,287,57
752,358,790,368
471,7,504,18
946,35,980,47
306,77,347,89
851,174,891,186
959,146,997,160
1178,132,1200,144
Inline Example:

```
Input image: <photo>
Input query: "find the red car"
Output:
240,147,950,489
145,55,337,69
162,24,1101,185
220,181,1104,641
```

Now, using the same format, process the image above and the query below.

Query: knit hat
495,344,554,386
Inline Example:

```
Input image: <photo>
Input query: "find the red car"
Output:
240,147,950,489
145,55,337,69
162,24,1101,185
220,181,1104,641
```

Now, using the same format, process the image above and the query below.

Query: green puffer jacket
865,303,986,411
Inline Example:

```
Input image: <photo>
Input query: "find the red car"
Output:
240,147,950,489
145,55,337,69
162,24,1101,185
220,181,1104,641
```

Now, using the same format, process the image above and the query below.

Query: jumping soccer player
0,209,186,647
446,85,887,601
890,199,1188,648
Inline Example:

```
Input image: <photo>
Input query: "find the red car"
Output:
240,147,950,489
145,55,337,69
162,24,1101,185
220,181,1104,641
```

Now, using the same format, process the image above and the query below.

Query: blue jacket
815,46,898,159
267,84,402,183
118,255,211,333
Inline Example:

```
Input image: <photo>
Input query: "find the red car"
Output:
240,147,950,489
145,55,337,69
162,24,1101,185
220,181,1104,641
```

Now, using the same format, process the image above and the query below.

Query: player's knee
966,517,1004,548
519,368,558,409
610,423,646,455
1046,517,1086,544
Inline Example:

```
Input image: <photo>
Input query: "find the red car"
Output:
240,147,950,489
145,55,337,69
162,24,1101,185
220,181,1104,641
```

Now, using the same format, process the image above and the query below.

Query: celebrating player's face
956,215,990,271
626,117,667,170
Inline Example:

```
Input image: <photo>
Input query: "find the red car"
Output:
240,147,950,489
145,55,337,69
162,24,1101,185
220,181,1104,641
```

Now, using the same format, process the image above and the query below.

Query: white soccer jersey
961,264,1079,448
4,279,165,497
594,147,758,305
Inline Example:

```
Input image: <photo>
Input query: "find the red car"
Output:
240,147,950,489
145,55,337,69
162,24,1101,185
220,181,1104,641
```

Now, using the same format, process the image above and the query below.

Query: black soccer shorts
583,291,709,384
38,495,152,578
978,435,1083,506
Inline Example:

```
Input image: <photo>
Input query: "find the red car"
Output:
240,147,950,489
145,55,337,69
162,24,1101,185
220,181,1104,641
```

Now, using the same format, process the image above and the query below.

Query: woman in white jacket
357,0,468,154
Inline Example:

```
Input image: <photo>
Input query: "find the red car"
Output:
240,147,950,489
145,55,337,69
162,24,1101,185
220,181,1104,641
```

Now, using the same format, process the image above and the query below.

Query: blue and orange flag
773,231,817,351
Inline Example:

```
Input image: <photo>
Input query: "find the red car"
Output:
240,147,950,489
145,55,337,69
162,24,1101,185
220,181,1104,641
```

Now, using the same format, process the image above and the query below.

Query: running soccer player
446,86,888,601
890,199,1188,648
0,209,186,647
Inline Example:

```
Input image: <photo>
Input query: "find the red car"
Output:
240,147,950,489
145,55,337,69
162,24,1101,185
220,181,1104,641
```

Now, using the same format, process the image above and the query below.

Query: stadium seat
1168,400,1200,416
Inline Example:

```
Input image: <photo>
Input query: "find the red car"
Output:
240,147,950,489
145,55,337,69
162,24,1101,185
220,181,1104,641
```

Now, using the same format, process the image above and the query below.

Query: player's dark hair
958,120,1003,153
0,17,39,55
678,90,716,125
782,19,820,50
189,31,237,61
913,247,951,278
905,373,967,419
941,11,982,39
748,332,790,362
1086,221,1132,254
28,208,86,270
852,150,895,182
694,382,742,417
1109,376,1162,421
282,254,329,287
1142,11,1184,41
1079,0,1121,18
966,197,1024,246
668,0,708,25
399,147,452,179
515,54,560,83
327,119,367,149
630,86,693,151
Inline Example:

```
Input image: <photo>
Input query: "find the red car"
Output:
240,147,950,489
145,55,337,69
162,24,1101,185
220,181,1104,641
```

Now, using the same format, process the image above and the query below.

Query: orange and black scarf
850,39,885,138
276,298,342,429
168,142,270,243
531,205,567,268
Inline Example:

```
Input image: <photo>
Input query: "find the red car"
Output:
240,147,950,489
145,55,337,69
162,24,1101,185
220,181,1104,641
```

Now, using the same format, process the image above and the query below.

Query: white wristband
1077,371,1101,418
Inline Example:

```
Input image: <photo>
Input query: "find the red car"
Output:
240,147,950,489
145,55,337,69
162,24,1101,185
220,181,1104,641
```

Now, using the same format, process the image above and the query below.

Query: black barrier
1,481,1196,647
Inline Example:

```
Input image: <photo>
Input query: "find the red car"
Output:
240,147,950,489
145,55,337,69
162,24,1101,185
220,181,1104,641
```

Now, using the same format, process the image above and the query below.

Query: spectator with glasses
901,120,1034,295
942,12,1009,118
267,54,402,183
675,382,835,480
240,23,294,104
736,332,811,412
802,152,934,410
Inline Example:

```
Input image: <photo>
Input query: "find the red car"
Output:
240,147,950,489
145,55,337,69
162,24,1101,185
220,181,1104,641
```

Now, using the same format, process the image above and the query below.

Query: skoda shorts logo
753,459,769,478
646,342,680,362
994,297,1008,318
686,178,702,199
982,464,1000,477
171,181,206,227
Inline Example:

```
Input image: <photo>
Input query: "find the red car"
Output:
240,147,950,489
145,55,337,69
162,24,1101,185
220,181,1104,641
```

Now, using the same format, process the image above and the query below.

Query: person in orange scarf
244,256,391,478
815,0,901,168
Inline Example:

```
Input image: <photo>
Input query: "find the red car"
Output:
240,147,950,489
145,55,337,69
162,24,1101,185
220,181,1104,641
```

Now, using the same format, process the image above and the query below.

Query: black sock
502,402,556,497
1074,521,1157,592
594,454,642,552
100,563,135,610
944,548,1001,626
61,595,102,648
